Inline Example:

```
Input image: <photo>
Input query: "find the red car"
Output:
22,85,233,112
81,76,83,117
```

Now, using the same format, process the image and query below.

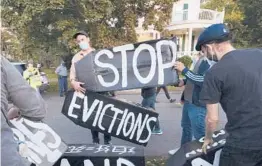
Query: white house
135,0,225,57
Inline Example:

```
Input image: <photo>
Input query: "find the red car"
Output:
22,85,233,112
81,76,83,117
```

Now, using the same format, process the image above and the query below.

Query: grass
146,157,168,166
44,67,57,80
43,68,71,93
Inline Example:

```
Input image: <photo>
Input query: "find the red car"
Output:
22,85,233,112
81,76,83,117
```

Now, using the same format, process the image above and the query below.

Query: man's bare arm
205,103,219,139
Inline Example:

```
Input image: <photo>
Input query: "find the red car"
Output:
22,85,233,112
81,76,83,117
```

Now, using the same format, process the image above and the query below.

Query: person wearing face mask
70,31,112,145
198,24,262,166
172,48,216,148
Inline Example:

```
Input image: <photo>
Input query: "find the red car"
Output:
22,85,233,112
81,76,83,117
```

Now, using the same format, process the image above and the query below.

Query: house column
188,28,193,54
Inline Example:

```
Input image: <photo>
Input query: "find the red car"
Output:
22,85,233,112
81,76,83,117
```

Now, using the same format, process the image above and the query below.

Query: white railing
176,51,199,58
199,9,223,22
171,9,224,24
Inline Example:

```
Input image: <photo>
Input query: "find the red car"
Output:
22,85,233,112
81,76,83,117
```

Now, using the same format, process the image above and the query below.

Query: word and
11,118,67,166
64,91,158,146
191,149,222,166
60,158,137,166
94,40,177,88
65,145,135,155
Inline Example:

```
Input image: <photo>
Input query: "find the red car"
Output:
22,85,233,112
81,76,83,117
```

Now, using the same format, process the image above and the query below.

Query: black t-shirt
200,48,262,150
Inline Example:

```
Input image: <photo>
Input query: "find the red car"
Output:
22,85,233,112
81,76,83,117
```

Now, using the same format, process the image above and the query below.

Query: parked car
11,62,50,94
11,62,27,75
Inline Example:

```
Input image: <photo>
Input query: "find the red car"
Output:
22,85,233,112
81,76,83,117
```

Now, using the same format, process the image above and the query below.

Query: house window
183,4,188,10
183,4,188,20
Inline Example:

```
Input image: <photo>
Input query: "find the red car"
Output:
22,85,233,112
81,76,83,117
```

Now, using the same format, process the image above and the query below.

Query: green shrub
177,56,193,68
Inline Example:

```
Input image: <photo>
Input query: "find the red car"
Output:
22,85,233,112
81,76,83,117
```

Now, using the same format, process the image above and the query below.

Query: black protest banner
167,129,228,166
10,118,68,166
54,144,145,166
62,90,159,146
75,39,179,92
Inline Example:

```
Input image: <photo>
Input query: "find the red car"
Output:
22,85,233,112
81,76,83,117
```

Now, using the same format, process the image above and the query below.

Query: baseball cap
73,31,89,39
195,24,230,51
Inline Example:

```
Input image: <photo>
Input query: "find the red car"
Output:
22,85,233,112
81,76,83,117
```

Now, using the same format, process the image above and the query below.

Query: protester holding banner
174,52,215,146
198,23,262,166
70,31,111,144
1,56,47,166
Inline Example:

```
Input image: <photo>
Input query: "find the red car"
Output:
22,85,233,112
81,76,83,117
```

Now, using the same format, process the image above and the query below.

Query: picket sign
10,118,67,166
167,130,228,166
62,90,159,146
75,39,179,92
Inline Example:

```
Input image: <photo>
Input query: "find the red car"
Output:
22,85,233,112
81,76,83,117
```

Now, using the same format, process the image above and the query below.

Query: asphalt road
42,91,227,157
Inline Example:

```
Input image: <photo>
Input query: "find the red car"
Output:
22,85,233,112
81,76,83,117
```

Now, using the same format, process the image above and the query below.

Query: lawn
146,157,168,166
43,68,71,93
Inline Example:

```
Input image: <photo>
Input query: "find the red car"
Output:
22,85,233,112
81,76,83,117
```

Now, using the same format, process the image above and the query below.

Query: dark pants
91,92,112,144
91,130,111,144
156,86,171,100
181,101,206,145
141,94,160,130
219,144,262,166
58,76,68,96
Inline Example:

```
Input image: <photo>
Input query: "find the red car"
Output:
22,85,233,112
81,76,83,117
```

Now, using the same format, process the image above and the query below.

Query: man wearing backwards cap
70,31,111,145
198,23,262,166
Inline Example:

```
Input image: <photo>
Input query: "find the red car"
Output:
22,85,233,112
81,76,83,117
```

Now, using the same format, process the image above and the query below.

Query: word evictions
185,130,226,158
11,118,64,165
68,92,157,144
94,40,177,87
61,158,136,166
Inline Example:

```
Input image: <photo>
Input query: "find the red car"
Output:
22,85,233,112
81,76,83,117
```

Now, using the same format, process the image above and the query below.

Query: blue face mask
79,42,89,50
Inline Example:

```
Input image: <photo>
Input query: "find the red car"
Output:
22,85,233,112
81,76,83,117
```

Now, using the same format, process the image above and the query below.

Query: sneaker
93,141,100,145
104,141,112,145
169,99,176,103
168,148,179,155
152,129,163,135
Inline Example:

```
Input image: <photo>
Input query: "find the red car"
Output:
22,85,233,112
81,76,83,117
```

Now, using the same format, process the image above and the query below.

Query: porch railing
176,51,199,58
171,9,224,23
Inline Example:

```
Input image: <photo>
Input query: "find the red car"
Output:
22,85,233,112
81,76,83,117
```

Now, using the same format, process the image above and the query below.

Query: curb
116,88,184,95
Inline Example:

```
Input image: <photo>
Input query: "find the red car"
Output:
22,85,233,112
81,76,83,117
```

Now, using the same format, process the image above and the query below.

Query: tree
2,0,175,63
1,0,64,62
202,0,248,48
238,0,262,47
